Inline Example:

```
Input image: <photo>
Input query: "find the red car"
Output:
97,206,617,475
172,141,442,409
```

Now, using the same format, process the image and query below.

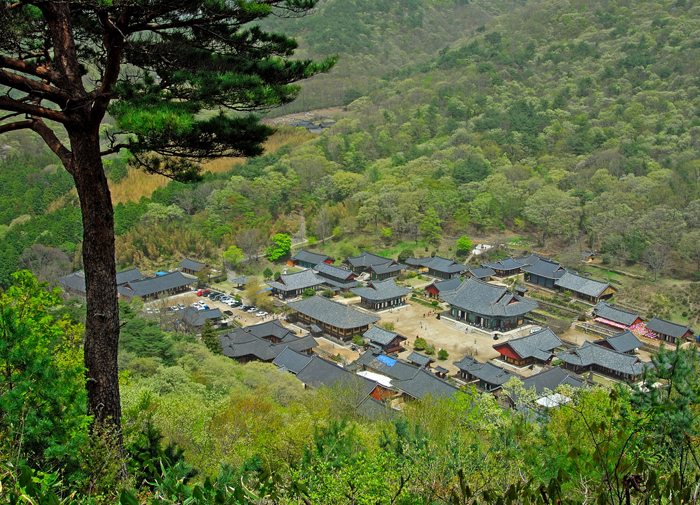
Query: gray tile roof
431,277,463,293
266,269,323,292
520,367,585,395
272,347,313,373
441,278,538,318
467,267,496,279
555,272,612,298
453,356,518,386
350,279,412,302
592,301,641,326
58,270,86,293
393,368,460,400
295,356,378,397
353,350,421,381
288,295,380,329
521,258,566,280
220,329,317,362
407,256,466,275
179,258,208,272
483,257,526,271
116,268,144,285
363,325,406,346
346,251,395,268
182,306,223,327
291,249,334,265
594,331,642,353
646,317,694,339
245,319,297,341
59,268,145,295
368,261,405,275
313,262,356,281
121,271,195,298
355,396,397,420
555,341,646,376
230,275,248,285
495,328,563,361
406,351,435,367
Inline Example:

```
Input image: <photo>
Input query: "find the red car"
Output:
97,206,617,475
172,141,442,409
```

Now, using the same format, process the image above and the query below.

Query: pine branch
0,55,59,83
0,96,69,123
0,119,33,134
0,69,71,105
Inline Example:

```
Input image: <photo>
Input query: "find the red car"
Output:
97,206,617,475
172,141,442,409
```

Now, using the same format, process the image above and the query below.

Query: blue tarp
377,355,397,367
155,271,167,276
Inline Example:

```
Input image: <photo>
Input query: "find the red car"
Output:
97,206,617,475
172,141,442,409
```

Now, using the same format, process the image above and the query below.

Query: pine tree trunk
68,128,122,439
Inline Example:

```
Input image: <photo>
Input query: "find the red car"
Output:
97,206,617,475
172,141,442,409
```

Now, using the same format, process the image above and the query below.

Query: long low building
287,295,380,341
555,341,647,382
117,271,196,301
266,269,323,299
58,267,144,300
441,278,538,331
554,271,617,304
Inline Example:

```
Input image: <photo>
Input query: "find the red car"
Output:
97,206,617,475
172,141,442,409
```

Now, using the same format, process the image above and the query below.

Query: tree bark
68,127,122,440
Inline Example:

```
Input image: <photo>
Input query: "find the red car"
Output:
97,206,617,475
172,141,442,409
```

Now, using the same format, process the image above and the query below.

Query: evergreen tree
201,320,221,355
0,1,334,439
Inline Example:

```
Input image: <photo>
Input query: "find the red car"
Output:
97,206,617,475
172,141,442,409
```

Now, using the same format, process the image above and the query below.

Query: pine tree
0,1,334,440
201,320,221,355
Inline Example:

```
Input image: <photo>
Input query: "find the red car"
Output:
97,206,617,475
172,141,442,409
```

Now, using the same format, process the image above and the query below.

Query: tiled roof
230,275,248,285
355,396,397,420
441,278,538,318
467,266,496,279
350,278,412,302
520,367,585,395
182,306,223,327
555,341,647,376
313,262,356,281
295,356,377,398
179,258,208,272
406,351,435,367
272,347,313,373
646,317,694,339
393,368,460,400
291,249,334,265
266,269,323,292
555,272,612,298
245,319,297,342
594,331,642,353
58,270,86,293
363,325,406,346
220,329,317,362
368,261,405,275
353,350,421,381
521,258,566,280
592,301,640,326
483,257,527,271
453,356,518,386
288,295,380,329
495,328,563,361
407,256,466,274
120,271,195,298
345,251,394,268
59,268,145,294
430,277,463,293
116,267,144,285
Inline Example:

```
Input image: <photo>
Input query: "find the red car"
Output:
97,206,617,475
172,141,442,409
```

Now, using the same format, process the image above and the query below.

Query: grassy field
109,126,314,204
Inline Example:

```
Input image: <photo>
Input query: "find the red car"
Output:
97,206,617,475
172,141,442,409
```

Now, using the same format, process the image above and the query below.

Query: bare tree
236,229,267,262
19,244,71,287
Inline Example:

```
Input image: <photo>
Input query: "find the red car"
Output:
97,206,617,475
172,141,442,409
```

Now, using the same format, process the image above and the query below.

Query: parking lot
142,289,280,327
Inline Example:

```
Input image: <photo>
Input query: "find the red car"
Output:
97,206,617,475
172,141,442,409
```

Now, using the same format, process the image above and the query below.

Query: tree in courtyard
266,233,292,260
0,1,334,444
263,267,274,280
201,320,221,355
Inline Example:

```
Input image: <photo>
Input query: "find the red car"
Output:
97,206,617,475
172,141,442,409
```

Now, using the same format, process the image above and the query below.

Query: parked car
231,300,241,307
247,307,258,313
178,303,185,309
170,306,178,311
223,310,233,316
154,308,160,314
255,311,268,317
145,308,153,314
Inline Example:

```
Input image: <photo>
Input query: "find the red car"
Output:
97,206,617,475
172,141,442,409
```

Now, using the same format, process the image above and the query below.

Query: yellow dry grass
109,126,314,204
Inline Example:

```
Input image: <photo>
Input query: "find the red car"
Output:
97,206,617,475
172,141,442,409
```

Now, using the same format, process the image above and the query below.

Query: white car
247,307,258,313
256,311,268,317
170,305,179,311
145,308,153,314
